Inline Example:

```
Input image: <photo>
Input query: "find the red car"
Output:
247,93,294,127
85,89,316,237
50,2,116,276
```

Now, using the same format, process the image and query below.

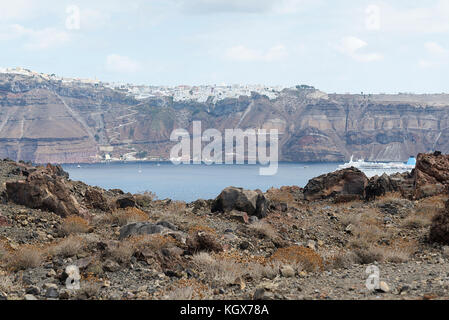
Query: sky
1,0,449,93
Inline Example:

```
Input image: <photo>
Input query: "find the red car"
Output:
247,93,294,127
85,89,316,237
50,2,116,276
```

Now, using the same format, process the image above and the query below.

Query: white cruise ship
338,155,416,171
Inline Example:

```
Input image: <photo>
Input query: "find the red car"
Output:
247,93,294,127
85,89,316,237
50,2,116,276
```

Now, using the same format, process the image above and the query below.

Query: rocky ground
1,153,449,300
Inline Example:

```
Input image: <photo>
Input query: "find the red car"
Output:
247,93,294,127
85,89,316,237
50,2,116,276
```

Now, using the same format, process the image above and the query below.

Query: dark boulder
186,231,223,253
211,187,267,218
115,193,137,209
429,201,449,244
303,167,368,201
365,173,396,200
119,222,165,240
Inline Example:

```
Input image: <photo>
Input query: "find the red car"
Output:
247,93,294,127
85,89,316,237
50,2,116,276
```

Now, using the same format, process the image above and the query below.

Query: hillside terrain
1,152,449,300
1,70,449,163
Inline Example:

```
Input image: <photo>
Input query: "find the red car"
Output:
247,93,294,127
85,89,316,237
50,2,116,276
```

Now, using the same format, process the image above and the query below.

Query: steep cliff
1,72,449,163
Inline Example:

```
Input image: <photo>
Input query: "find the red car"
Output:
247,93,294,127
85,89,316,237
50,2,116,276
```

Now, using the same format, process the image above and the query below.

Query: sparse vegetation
49,235,84,258
192,252,246,286
0,155,449,300
270,246,323,272
111,207,149,226
248,221,277,239
61,216,90,235
135,190,157,207
402,213,432,229
4,245,44,271
108,241,135,264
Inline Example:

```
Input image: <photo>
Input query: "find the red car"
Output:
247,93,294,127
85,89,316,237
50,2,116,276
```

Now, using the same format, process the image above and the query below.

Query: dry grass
192,252,246,286
379,247,412,263
135,190,157,207
351,223,393,245
350,240,415,264
270,246,323,272
351,245,384,264
404,196,447,229
5,245,44,271
161,278,211,300
343,208,394,249
0,273,19,292
203,250,279,281
61,216,90,235
130,234,179,252
402,213,432,229
166,286,194,300
375,192,404,203
111,207,149,226
323,250,358,270
247,261,281,280
166,201,187,215
108,241,135,264
248,220,277,240
382,239,416,263
187,224,217,236
49,235,84,258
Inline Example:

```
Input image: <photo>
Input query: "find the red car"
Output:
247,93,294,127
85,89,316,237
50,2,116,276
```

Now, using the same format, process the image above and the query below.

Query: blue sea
62,162,341,202
63,161,413,202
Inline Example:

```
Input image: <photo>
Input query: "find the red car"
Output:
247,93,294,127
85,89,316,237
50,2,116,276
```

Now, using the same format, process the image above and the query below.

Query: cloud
338,36,383,62
0,0,44,21
424,41,448,56
105,54,140,73
380,1,449,34
419,41,449,69
224,45,288,62
80,8,111,30
0,24,70,50
175,0,311,14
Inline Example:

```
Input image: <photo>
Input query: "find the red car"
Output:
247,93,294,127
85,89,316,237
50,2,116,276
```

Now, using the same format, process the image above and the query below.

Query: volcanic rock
119,222,164,240
429,200,449,244
414,152,449,199
5,164,84,217
84,187,111,211
211,187,267,218
303,167,368,201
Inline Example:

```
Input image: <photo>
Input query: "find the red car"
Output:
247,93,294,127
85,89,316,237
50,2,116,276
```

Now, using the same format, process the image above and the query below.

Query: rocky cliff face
1,72,449,163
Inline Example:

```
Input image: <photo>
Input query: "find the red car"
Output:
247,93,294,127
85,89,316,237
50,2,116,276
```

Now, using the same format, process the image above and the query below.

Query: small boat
77,164,81,168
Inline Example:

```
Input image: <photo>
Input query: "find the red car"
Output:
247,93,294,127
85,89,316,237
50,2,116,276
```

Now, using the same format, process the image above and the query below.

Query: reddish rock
85,187,111,211
413,152,449,199
303,167,368,201
228,210,249,224
0,214,9,226
429,200,449,244
5,164,84,217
